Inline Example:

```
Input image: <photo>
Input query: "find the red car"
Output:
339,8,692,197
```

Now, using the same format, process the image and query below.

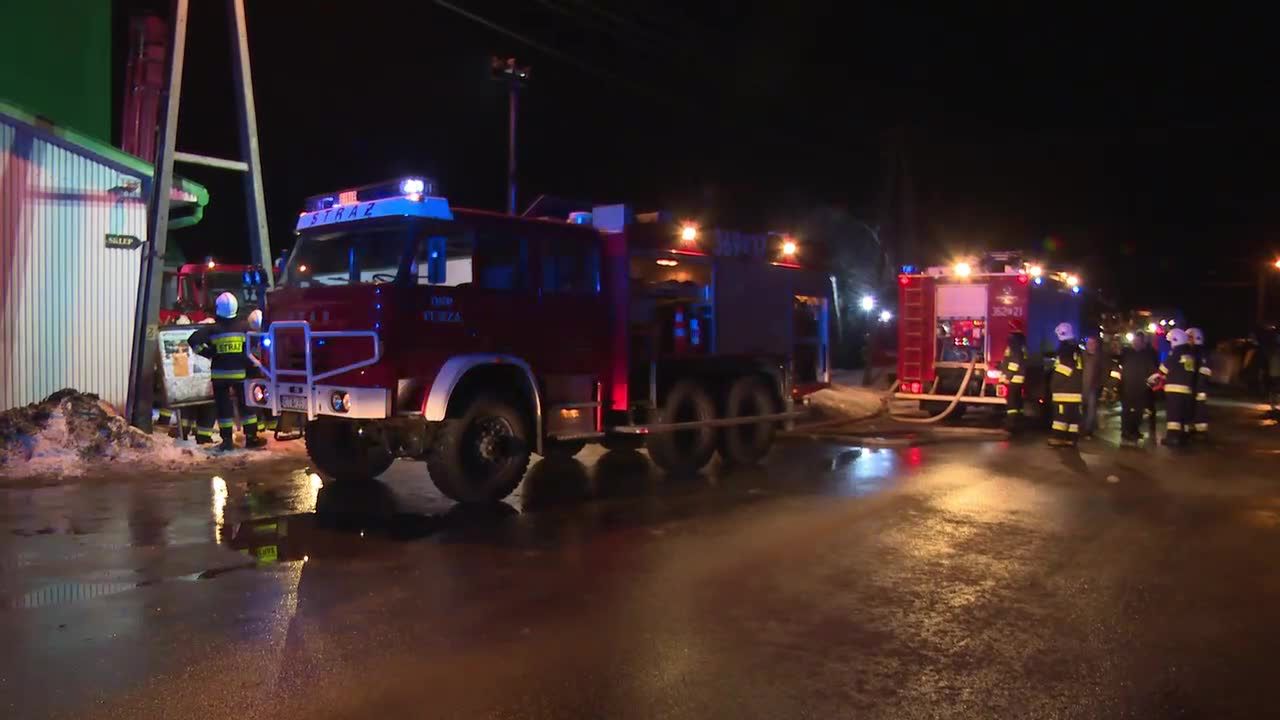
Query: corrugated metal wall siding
1,116,148,411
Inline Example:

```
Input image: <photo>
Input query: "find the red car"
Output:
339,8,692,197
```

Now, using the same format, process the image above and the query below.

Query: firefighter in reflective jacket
1154,328,1196,447
998,319,1029,430
188,293,265,451
1187,327,1211,437
1049,322,1084,447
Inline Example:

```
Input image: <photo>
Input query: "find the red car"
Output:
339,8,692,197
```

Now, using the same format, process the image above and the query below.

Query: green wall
0,0,111,141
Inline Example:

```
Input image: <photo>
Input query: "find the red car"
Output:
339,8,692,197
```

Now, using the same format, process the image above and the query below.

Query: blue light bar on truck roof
297,176,452,231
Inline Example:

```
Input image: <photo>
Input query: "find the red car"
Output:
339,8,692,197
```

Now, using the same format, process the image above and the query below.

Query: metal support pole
229,0,272,285
126,0,189,430
507,82,518,215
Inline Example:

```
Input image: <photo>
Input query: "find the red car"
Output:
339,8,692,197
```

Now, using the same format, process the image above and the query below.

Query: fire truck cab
159,260,268,324
894,255,1085,417
246,178,831,503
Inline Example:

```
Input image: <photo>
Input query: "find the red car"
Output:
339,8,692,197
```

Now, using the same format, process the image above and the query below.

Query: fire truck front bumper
245,380,390,421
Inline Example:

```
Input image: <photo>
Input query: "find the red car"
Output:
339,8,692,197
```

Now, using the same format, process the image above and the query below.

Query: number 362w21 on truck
245,177,833,503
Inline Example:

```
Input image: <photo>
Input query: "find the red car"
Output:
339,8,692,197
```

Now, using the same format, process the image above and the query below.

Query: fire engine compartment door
934,283,988,365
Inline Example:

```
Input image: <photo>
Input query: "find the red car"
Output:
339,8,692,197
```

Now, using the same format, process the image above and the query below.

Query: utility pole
491,57,530,215
126,0,272,430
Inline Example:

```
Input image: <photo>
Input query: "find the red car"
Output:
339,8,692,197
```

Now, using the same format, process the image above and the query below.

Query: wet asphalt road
3,403,1280,719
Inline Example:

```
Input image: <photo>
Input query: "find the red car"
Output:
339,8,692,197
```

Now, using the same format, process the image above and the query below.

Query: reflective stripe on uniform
157,409,173,420
218,418,236,429
1167,421,1183,430
1055,364,1074,377
211,369,247,380
262,417,278,430
1109,370,1122,380
1199,366,1212,376
242,415,259,427
1067,424,1079,434
1006,362,1020,372
1052,392,1083,402
1006,408,1021,415
1195,392,1207,401
1194,423,1209,432
196,427,215,438
1159,364,1168,374
1052,420,1068,431
1165,383,1192,394
1011,375,1025,383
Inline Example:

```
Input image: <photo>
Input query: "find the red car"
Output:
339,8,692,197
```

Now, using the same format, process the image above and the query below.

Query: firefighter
1048,322,1084,447
188,292,265,451
246,308,277,434
1154,328,1197,447
1109,331,1158,445
997,319,1029,430
1186,327,1211,437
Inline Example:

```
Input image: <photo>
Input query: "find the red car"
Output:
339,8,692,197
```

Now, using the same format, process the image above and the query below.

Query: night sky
113,1,1280,337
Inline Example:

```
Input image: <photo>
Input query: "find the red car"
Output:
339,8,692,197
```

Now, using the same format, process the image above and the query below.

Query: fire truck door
534,236,605,376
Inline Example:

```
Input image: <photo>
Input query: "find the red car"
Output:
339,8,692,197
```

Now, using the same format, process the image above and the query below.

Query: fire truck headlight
330,391,351,413
879,310,892,323
251,383,269,404
860,295,875,312
262,336,272,348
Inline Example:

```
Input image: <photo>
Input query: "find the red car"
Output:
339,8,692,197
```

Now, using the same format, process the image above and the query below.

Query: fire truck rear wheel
427,394,532,504
305,417,395,482
719,376,777,466
647,379,717,476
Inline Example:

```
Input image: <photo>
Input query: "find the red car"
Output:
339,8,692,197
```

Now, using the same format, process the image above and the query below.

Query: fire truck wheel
542,439,587,459
427,394,532,504
647,380,717,476
305,418,395,481
719,376,777,466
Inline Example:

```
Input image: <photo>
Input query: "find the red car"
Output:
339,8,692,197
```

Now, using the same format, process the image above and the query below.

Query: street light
879,309,892,323
860,295,875,312
781,238,797,257
680,224,699,244
490,56,530,215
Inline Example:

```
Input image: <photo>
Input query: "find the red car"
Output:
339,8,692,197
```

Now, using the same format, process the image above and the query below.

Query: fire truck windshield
204,272,254,309
284,222,472,288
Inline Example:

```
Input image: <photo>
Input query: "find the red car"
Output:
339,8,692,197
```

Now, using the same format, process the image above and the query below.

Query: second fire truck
894,254,1086,419
245,178,832,502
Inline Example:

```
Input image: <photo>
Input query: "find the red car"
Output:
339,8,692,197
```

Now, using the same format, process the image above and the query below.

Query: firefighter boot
244,429,267,450
218,428,236,452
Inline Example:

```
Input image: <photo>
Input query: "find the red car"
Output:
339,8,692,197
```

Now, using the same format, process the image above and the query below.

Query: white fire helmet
175,314,192,325
1054,322,1076,342
1167,328,1190,347
214,291,239,319
199,317,216,324
247,308,263,332
1186,327,1205,346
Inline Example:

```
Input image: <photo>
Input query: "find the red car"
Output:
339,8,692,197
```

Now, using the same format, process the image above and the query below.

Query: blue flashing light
262,337,272,348
1033,276,1044,286
303,176,439,212
900,264,916,273
1071,285,1081,294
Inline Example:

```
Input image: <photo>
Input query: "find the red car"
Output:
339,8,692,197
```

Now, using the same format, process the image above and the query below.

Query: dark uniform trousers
998,344,1028,421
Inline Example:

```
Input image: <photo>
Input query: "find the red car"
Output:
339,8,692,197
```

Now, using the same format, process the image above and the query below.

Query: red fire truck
894,255,1085,418
159,260,268,324
245,178,832,502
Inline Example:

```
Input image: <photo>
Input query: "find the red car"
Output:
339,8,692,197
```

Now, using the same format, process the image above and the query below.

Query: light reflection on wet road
2,405,1280,719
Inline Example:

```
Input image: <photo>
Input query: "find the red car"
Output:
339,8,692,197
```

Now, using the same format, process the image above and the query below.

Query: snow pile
806,382,887,421
0,389,297,479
